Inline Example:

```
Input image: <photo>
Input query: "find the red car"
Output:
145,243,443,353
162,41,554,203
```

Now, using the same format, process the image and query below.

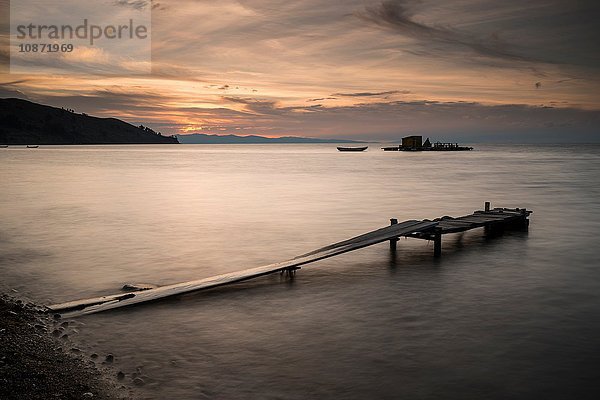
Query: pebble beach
0,293,133,400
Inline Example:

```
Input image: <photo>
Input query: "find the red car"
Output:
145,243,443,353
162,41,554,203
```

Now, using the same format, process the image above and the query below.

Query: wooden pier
49,203,531,318
405,202,531,257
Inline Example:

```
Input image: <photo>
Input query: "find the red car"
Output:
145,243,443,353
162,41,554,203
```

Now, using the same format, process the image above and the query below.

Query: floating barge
49,202,531,318
382,136,473,151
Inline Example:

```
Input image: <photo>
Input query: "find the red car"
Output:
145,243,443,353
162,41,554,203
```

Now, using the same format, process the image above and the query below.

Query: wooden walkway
49,203,531,318
406,203,531,256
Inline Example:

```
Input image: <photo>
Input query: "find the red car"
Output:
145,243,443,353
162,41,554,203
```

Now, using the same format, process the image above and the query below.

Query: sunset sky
1,0,599,142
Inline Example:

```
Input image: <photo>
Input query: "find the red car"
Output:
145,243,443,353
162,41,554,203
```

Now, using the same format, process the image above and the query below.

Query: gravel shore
0,294,132,400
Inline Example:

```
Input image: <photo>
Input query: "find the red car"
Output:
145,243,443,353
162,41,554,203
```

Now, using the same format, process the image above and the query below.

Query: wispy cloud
114,0,150,11
332,90,410,97
307,97,337,102
0,86,29,99
355,0,600,71
355,0,536,64
221,96,282,115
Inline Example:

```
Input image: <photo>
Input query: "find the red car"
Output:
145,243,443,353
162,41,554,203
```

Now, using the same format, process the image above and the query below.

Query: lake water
1,144,599,399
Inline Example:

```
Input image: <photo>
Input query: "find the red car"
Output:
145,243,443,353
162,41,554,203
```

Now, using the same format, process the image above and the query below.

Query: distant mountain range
177,133,364,144
0,98,179,145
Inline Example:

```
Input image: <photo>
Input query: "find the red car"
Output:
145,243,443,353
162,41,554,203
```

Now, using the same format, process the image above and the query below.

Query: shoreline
0,293,134,399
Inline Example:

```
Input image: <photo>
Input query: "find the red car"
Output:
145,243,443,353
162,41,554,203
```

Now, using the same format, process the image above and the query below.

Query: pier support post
433,227,442,257
390,218,398,251
485,201,491,212
517,208,530,230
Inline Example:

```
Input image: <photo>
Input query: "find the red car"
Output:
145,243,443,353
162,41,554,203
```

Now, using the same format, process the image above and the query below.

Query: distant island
177,133,364,144
0,98,179,145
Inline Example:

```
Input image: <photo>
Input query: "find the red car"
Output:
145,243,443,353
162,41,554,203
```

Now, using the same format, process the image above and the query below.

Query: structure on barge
382,135,473,151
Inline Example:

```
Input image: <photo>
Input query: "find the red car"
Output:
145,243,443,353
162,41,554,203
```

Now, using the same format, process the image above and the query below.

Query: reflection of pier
49,202,531,318
382,135,473,151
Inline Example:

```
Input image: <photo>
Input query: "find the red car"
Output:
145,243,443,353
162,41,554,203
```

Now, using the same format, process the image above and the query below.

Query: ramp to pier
50,219,438,317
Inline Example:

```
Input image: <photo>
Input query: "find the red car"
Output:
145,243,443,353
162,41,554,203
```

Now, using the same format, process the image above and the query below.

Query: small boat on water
337,146,368,152
0,145,8,148
27,145,39,148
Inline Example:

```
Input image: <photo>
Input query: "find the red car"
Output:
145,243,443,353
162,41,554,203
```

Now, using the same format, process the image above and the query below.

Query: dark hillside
0,98,178,145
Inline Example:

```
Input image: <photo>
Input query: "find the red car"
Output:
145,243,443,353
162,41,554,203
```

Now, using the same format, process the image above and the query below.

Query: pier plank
467,214,519,220
50,220,438,317
455,217,501,224
437,220,475,226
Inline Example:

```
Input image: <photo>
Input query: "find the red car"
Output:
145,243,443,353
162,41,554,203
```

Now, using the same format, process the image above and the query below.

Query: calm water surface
1,144,600,399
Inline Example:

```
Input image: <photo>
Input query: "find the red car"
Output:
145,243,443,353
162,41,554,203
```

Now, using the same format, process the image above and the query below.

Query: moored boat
337,146,368,152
